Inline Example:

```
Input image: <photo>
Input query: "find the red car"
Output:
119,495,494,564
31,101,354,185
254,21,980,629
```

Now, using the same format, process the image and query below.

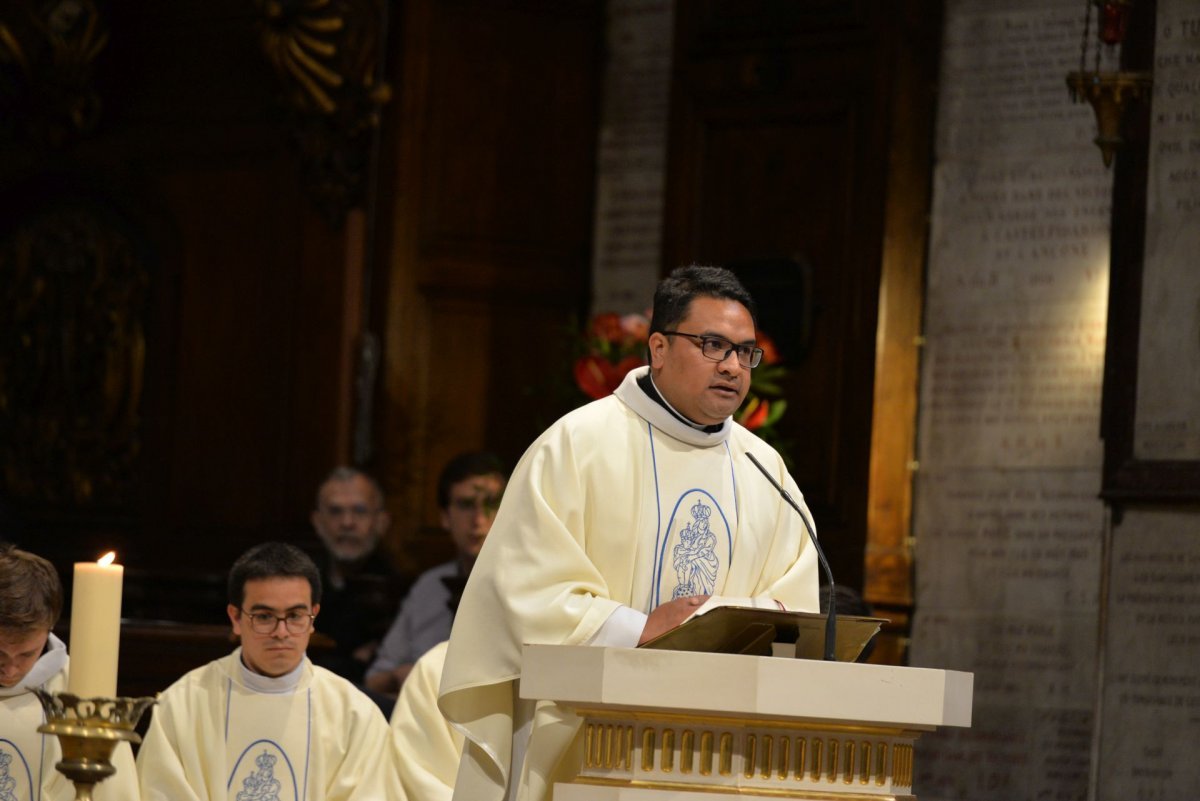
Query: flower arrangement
571,312,790,449
573,313,650,400
736,334,787,436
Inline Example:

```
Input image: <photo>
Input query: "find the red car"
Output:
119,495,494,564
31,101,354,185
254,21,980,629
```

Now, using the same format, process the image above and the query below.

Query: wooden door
662,1,940,656
375,0,603,566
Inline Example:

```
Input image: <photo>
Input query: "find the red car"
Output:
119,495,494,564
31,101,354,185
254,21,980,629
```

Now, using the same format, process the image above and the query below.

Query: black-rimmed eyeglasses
239,609,316,635
661,331,764,369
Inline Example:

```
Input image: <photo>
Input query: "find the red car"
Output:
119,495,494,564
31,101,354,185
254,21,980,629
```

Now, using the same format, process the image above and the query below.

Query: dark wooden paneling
377,0,601,563
0,0,600,625
421,3,600,275
0,0,360,577
664,1,936,598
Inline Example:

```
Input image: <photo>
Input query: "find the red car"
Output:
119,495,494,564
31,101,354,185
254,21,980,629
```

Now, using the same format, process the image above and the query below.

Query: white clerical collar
613,366,732,448
0,632,67,698
236,648,307,694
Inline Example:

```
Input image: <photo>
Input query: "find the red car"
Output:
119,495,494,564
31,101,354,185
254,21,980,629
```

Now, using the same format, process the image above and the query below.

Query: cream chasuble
439,366,820,801
0,634,139,801
391,641,461,801
136,650,392,801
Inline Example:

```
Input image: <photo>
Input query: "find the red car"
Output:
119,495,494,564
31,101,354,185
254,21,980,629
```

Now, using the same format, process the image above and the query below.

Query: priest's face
228,577,320,678
648,296,755,425
0,627,49,688
311,475,390,565
440,472,506,564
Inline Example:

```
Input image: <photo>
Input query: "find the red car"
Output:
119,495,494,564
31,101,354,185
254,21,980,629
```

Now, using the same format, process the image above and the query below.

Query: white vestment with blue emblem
439,366,820,801
390,641,460,801
136,650,392,801
0,633,139,801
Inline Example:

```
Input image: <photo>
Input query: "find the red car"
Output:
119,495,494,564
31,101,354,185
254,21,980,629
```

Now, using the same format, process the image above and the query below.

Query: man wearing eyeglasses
439,265,820,801
365,451,506,699
137,542,394,800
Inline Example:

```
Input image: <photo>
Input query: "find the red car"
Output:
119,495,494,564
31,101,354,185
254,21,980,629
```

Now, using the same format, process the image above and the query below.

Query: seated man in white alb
136,542,394,800
0,545,139,801
390,641,462,801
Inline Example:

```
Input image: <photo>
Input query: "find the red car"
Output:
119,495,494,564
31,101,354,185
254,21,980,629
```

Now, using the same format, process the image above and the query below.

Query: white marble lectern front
520,644,973,801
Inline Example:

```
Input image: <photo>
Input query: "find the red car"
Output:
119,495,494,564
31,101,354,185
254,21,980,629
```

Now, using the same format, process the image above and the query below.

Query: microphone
745,451,838,661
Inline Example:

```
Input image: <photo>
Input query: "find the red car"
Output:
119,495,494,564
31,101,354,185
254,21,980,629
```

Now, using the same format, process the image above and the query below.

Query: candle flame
97,551,117,566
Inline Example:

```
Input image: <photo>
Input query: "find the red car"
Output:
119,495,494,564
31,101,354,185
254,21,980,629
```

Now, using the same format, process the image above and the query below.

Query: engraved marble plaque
589,0,673,314
912,471,1103,801
914,2,1112,799
937,2,1099,159
1096,509,1200,801
922,158,1111,471
1133,0,1200,460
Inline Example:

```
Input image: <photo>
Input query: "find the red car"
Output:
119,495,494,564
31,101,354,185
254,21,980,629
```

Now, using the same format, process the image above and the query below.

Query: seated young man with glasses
365,451,506,698
137,542,394,800
440,265,820,801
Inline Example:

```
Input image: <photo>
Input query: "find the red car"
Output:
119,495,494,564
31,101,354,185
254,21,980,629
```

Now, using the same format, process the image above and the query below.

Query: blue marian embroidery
236,751,282,801
671,499,719,598
0,750,18,801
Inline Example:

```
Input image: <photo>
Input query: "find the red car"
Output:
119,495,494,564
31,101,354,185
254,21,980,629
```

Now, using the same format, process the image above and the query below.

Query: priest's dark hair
228,541,323,608
0,544,63,631
436,451,507,510
649,265,757,335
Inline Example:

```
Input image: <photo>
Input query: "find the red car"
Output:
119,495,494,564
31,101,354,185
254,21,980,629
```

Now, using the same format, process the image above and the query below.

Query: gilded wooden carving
0,0,109,146
255,0,392,222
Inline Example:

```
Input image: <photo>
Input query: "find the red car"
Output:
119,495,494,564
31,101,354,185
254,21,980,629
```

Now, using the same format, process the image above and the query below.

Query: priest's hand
638,594,710,645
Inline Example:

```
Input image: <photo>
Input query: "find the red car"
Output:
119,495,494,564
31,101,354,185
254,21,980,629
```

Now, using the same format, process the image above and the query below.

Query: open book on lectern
638,597,888,662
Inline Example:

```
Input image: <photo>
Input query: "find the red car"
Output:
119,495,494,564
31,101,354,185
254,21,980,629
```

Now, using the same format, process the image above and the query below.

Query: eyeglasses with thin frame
239,609,316,635
661,331,764,369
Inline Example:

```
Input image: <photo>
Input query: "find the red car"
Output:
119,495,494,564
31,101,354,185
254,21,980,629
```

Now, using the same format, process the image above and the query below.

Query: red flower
588,313,624,344
737,396,770,430
757,331,781,366
573,354,644,400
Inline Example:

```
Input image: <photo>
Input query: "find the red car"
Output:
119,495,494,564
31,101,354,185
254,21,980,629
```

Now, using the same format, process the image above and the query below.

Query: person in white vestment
0,545,139,801
136,542,395,801
438,265,822,801
390,641,461,801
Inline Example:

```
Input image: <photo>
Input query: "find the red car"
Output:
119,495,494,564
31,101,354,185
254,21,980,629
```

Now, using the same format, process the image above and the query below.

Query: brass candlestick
34,689,156,801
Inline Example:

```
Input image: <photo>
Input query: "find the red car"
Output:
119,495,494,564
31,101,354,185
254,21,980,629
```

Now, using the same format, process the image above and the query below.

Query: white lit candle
67,552,124,698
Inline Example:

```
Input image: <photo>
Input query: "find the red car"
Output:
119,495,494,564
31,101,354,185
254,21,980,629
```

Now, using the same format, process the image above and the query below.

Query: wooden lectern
520,644,973,800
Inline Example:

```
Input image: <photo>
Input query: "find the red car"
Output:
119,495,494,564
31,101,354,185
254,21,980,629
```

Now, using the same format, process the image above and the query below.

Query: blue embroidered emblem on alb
229,740,298,801
656,491,732,605
0,743,33,801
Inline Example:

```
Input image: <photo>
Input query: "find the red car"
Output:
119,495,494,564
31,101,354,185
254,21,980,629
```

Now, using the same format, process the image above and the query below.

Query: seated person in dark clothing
307,466,406,685
365,451,506,697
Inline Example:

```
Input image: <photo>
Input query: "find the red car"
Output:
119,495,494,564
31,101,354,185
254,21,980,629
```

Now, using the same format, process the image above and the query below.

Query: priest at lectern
439,266,821,801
